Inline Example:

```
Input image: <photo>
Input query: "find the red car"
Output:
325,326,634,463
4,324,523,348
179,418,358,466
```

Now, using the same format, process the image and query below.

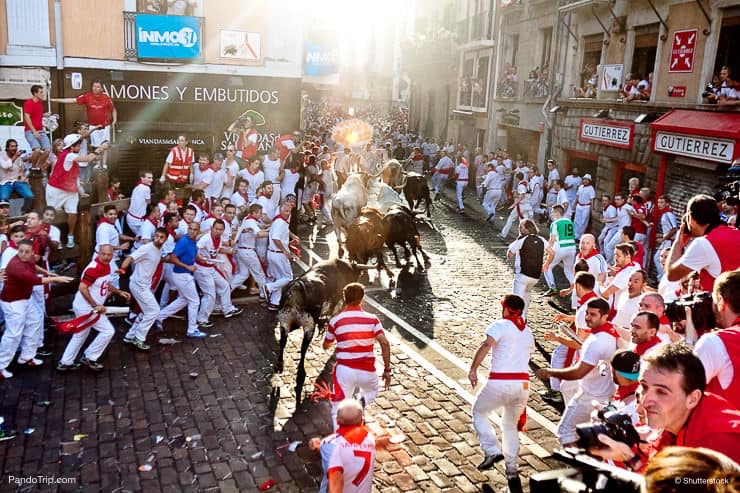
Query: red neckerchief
591,322,620,339
654,206,671,220
8,240,18,249
165,226,176,239
135,180,149,188
205,213,216,221
107,188,117,201
273,214,288,223
615,204,623,212
246,168,259,176
635,335,662,356
211,232,221,250
613,382,639,401
246,214,260,221
577,291,598,307
731,317,740,327
159,200,168,206
238,191,249,202
147,217,158,227
614,260,636,276
258,192,270,200
97,216,115,227
603,201,613,212
577,248,600,260
501,302,526,331
659,314,670,326
336,425,370,445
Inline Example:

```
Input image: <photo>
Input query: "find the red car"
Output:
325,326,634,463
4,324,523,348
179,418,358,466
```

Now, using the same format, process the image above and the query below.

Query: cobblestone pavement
0,184,569,492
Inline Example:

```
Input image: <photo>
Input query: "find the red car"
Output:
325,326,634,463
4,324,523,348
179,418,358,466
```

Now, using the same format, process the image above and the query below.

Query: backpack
520,234,544,279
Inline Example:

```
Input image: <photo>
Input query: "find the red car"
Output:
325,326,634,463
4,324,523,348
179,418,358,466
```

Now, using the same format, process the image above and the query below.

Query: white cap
583,173,592,181
63,133,82,149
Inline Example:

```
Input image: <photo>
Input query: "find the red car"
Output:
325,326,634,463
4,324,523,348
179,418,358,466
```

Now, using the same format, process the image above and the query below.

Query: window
509,34,520,67
5,0,50,47
458,49,492,109
540,27,553,68
631,24,659,82
136,0,203,16
712,10,740,82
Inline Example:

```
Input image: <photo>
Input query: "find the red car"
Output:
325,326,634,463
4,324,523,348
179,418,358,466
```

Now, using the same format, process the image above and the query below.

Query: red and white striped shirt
325,306,384,372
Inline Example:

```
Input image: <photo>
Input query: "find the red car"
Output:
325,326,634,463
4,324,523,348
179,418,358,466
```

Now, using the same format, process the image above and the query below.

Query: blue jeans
0,181,34,201
24,130,50,150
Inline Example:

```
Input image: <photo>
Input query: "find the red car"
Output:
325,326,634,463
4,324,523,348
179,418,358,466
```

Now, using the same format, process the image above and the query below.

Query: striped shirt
325,306,384,371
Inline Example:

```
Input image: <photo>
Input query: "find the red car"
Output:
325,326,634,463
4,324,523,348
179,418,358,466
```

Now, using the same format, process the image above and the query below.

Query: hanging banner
135,14,202,60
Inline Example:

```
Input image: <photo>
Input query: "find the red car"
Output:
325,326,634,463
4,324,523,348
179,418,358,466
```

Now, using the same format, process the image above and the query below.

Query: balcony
559,0,612,12
497,79,520,100
400,37,457,74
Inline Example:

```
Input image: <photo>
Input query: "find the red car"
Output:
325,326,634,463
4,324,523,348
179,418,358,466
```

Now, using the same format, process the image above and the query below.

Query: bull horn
394,173,408,190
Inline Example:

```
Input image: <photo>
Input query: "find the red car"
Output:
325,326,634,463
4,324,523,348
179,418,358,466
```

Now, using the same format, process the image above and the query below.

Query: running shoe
224,307,244,318
80,357,104,371
187,329,208,339
56,362,81,372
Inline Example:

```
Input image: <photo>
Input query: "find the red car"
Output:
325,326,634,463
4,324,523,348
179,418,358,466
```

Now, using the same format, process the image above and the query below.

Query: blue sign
135,14,201,60
304,40,339,77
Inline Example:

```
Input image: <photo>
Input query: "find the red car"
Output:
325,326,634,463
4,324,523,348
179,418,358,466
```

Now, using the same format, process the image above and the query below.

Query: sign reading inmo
135,14,201,60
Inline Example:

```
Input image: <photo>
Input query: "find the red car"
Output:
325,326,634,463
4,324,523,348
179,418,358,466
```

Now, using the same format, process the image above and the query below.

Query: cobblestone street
0,186,569,492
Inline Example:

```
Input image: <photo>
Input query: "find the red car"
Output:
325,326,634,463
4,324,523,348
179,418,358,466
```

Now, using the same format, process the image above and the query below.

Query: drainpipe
54,0,64,69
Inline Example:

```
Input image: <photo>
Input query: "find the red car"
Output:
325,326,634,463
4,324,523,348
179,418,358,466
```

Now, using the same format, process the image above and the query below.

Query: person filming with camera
666,194,740,292
589,344,740,471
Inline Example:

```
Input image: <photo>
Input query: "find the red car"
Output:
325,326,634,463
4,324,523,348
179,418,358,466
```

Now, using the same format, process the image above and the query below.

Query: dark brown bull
383,205,431,271
346,208,393,280
400,172,432,217
275,258,373,404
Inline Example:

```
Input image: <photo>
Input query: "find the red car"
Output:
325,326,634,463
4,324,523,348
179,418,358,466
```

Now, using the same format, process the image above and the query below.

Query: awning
650,109,740,164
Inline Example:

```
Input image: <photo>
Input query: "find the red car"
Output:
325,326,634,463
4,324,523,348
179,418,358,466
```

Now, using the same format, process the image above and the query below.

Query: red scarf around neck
635,335,662,356
503,311,527,331
591,322,620,339
210,233,221,250
577,291,598,307
578,248,600,261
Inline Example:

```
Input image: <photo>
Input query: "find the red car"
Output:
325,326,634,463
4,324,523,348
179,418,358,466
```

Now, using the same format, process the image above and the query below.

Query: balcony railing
497,80,520,99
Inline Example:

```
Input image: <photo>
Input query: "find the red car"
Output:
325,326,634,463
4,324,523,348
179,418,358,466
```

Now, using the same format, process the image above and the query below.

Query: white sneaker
17,358,43,367
66,237,76,249
0,369,13,379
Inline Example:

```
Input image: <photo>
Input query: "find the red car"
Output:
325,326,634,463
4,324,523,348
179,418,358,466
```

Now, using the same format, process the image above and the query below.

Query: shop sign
669,29,697,73
135,14,201,60
654,131,735,164
0,102,22,126
579,119,634,149
304,39,339,77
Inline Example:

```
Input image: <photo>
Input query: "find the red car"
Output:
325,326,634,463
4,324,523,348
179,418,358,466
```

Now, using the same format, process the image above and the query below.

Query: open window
572,33,602,98
458,49,492,110
713,8,740,80
631,23,659,81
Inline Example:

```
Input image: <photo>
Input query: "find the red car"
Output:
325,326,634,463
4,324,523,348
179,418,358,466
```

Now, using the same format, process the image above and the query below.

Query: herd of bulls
275,160,435,402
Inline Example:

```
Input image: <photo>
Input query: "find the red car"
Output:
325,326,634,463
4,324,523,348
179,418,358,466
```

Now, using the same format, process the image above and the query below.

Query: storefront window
136,0,203,16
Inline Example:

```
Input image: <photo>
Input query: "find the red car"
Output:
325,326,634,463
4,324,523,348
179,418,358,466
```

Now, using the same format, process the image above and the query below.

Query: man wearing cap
573,174,595,240
0,139,34,212
609,349,642,424
469,294,533,492
47,133,108,248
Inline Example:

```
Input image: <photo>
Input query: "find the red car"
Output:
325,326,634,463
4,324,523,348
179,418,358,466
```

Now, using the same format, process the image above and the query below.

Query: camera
702,83,717,98
530,449,643,493
664,291,716,334
575,405,640,451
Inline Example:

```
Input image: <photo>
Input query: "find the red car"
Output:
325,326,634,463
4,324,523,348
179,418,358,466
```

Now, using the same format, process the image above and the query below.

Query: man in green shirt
543,205,576,296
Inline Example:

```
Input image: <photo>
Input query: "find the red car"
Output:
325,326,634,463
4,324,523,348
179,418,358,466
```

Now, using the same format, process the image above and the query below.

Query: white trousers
598,227,618,259
159,264,176,308
331,364,380,430
483,189,502,216
472,379,529,474
544,247,576,289
265,251,292,305
125,278,160,342
431,174,447,193
194,266,235,322
126,214,143,237
605,228,624,264
557,387,613,445
456,181,467,209
158,271,200,334
60,304,115,365
231,248,266,291
0,299,42,369
549,343,570,391
573,205,591,240
513,273,539,319
30,285,45,351
501,203,532,238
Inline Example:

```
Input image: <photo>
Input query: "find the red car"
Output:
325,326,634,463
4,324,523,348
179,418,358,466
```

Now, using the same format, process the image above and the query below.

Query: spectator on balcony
704,67,732,104
574,64,598,98
718,72,740,107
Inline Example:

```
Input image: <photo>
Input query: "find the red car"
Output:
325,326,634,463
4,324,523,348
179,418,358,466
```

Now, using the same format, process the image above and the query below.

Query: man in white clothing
57,245,131,372
598,194,619,255
263,201,300,310
231,204,268,297
606,193,634,264
482,161,504,224
453,159,469,213
469,294,533,492
126,170,153,236
120,228,166,350
573,174,595,240
563,168,582,219
220,145,241,199
431,151,454,199
499,174,532,239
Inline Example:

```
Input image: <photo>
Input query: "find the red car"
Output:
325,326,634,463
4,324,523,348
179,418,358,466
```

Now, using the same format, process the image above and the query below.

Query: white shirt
239,169,264,198
454,164,469,181
135,219,157,250
237,216,261,249
129,183,151,219
658,275,680,303
658,210,678,245
0,246,17,269
73,258,112,309
230,191,249,212
579,331,618,396
576,185,595,207
485,319,534,374
607,262,640,302
269,215,290,248
130,242,162,285
482,170,501,190
255,194,276,220
0,151,24,185
175,218,192,238
327,430,375,493
220,159,240,198
95,221,120,252
616,204,635,229
695,332,734,390
193,166,214,189
263,157,282,183
547,168,560,189
603,204,618,231
334,154,350,173
196,233,225,267
612,291,641,329
206,168,226,199
677,236,722,280
281,168,300,197
556,189,570,214
564,175,581,201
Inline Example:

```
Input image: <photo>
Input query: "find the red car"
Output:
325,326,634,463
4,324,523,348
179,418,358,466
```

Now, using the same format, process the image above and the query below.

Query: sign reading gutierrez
654,131,735,164
579,119,634,149
135,14,201,60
